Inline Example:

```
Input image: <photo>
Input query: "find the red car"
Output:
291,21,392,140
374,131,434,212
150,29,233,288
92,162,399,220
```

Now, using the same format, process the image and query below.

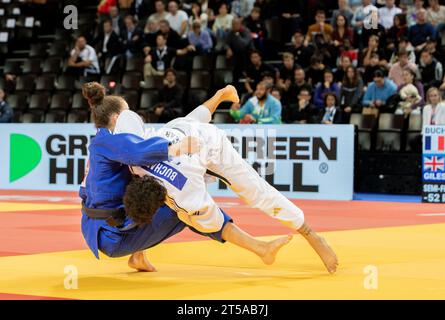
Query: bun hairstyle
82,82,126,128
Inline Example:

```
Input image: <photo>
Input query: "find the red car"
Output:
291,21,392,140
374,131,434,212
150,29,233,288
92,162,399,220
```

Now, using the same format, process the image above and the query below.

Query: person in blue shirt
0,89,12,123
230,81,282,124
80,82,291,271
362,69,398,112
313,70,341,109
187,21,213,55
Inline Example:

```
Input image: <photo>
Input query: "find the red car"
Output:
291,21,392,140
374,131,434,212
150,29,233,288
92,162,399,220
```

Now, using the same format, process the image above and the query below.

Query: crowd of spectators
1,0,445,127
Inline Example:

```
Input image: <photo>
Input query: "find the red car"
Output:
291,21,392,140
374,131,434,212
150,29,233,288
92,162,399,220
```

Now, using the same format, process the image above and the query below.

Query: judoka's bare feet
220,85,239,103
298,223,338,274
259,235,293,265
128,251,157,272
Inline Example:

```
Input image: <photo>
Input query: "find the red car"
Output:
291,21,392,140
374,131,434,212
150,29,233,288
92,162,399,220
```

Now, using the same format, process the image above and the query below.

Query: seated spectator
188,1,209,30
109,6,124,36
363,53,382,85
305,10,333,46
408,8,436,53
386,14,408,52
283,88,320,124
166,0,189,37
378,0,402,30
418,49,443,92
321,93,343,124
361,34,388,67
244,50,275,95
332,14,354,49
340,66,364,121
282,67,313,106
0,89,12,123
388,37,415,66
225,18,254,83
143,18,160,49
152,68,184,122
143,33,194,78
158,19,183,49
67,36,100,77
406,0,425,27
362,69,398,114
306,55,326,86
426,0,445,39
149,0,168,25
287,30,313,68
212,3,234,41
130,0,152,21
314,70,341,109
277,0,303,43
276,52,295,92
244,6,267,50
270,86,282,102
335,55,353,83
395,69,425,116
231,0,256,18
388,50,419,87
120,15,144,58
230,81,282,124
94,19,122,75
360,11,387,52
423,87,445,126
187,21,213,55
425,38,445,67
331,0,354,26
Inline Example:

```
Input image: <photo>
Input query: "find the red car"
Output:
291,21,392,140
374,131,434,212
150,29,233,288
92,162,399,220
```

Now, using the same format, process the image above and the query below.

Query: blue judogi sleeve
94,133,170,166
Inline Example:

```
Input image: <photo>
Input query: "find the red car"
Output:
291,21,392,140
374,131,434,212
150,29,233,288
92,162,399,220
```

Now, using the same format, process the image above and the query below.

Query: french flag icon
425,135,445,151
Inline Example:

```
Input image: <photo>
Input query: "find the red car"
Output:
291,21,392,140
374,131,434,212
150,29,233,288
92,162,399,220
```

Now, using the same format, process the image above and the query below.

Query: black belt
82,202,126,227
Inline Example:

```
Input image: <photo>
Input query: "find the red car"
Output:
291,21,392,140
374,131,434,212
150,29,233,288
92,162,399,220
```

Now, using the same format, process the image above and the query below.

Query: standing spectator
152,68,184,122
0,89,12,123
187,21,213,55
283,88,319,124
362,69,398,114
378,0,402,30
131,0,153,21
423,87,445,126
282,67,313,105
212,3,234,41
143,33,194,78
225,18,254,85
351,0,378,31
408,8,436,53
287,30,313,68
418,49,443,91
332,14,354,49
120,15,144,58
244,50,275,94
276,52,295,92
305,10,333,46
109,6,124,36
388,49,419,87
166,0,189,37
243,6,267,51
230,81,282,124
321,93,343,124
331,0,354,26
67,36,100,76
149,0,169,24
94,19,122,75
340,66,364,121
314,70,341,109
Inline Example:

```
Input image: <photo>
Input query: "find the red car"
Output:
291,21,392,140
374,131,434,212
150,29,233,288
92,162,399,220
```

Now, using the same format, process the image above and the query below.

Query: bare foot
220,85,240,103
305,233,338,274
128,251,157,272
259,234,293,265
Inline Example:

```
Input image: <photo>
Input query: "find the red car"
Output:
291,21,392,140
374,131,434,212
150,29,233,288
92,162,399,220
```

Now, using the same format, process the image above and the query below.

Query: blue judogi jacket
80,128,170,258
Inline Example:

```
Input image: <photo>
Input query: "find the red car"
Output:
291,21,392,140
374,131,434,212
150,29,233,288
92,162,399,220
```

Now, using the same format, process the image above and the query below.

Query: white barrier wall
0,123,354,200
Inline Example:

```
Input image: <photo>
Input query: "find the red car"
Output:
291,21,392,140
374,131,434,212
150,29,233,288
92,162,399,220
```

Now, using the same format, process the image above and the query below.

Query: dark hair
124,175,167,225
335,14,349,28
342,66,360,86
397,49,408,57
324,92,338,106
249,49,262,58
82,82,126,128
394,13,407,27
164,68,176,77
373,69,385,78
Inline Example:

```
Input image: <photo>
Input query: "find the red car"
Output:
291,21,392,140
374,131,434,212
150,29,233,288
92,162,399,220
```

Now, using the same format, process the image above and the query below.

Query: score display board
422,126,445,203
